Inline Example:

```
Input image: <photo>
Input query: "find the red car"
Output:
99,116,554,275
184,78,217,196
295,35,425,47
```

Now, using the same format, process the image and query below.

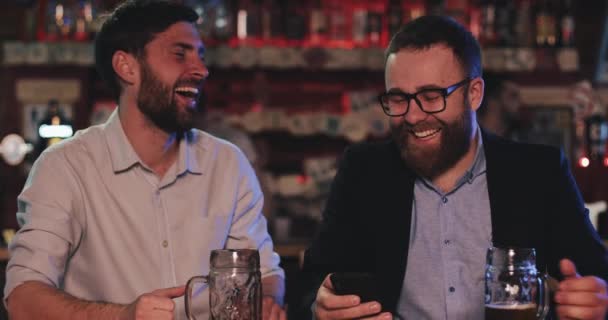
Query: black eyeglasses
377,78,471,117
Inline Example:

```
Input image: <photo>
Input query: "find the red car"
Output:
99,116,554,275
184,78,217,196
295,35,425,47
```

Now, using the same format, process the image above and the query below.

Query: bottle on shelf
514,0,534,47
236,0,262,43
187,0,214,40
309,0,328,45
535,0,558,47
479,0,497,46
212,0,234,42
387,0,403,40
559,0,575,47
494,0,516,47
284,1,307,42
584,101,608,163
366,0,385,47
327,0,348,44
351,0,368,45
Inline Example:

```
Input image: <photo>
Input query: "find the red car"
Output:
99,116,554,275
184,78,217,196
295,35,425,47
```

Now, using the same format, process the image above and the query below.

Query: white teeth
174,87,199,94
413,129,440,138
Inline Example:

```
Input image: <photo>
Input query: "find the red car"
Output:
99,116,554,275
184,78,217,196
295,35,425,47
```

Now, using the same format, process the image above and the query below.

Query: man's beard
137,62,197,134
391,106,474,180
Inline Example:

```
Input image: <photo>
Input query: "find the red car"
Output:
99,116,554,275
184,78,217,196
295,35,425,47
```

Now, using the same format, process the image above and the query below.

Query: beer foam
486,303,536,310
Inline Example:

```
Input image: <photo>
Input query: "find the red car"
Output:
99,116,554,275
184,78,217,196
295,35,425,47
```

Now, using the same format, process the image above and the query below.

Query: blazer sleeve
294,146,371,319
545,149,608,281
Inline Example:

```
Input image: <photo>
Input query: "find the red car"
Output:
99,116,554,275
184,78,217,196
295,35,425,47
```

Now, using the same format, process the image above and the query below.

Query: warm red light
579,157,590,168
604,158,608,167
297,175,309,184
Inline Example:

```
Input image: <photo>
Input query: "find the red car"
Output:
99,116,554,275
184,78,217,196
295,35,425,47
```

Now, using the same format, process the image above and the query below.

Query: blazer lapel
375,141,417,311
483,131,525,248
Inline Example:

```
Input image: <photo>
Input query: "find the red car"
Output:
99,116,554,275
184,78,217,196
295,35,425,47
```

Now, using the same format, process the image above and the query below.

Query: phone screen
330,272,379,303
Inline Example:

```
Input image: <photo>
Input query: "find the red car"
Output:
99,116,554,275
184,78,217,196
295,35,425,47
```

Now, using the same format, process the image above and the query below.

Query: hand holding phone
329,272,380,303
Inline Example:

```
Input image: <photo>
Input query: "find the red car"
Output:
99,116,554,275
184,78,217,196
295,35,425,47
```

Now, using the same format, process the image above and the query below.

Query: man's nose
191,59,209,80
403,101,428,124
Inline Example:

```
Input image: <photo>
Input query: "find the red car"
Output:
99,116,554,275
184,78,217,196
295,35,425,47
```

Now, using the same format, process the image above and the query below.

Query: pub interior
1,0,608,319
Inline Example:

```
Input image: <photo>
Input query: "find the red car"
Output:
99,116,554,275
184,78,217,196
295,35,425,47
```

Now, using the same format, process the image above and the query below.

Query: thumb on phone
322,274,335,290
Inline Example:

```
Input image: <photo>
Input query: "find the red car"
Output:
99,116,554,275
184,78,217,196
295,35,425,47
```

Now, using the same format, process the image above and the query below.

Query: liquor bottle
559,0,575,47
479,0,496,46
352,0,368,45
187,0,213,39
236,0,261,41
328,0,347,41
212,0,234,42
44,0,60,41
367,0,384,46
284,1,307,41
535,0,557,47
585,102,608,162
309,0,328,44
260,0,283,40
387,0,403,39
514,0,533,47
495,0,516,46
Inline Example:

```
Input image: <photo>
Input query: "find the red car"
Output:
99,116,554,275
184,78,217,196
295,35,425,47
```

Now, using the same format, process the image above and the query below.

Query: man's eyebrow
172,42,206,55
386,83,442,94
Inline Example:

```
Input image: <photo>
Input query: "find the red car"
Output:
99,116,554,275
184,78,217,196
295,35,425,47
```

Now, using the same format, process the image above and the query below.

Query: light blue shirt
396,131,492,320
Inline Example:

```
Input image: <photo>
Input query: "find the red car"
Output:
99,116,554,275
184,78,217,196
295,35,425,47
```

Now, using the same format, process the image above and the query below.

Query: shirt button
442,197,448,204
162,240,168,248
449,286,455,293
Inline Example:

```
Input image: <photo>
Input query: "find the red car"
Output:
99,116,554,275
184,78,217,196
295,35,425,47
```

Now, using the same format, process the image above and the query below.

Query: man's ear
468,77,485,112
112,51,138,85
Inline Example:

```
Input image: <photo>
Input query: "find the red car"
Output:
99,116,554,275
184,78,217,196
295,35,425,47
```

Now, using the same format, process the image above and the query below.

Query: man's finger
153,285,187,298
360,312,393,320
556,304,602,320
317,281,360,310
560,259,580,279
555,291,608,307
262,297,274,319
560,277,607,293
321,301,382,319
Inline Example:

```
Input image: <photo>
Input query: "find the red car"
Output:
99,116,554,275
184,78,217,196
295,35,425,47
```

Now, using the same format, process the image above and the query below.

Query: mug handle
185,275,209,320
536,273,550,320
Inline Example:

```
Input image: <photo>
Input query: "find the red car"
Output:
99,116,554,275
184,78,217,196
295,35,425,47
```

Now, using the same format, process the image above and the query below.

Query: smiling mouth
174,86,200,99
411,128,441,139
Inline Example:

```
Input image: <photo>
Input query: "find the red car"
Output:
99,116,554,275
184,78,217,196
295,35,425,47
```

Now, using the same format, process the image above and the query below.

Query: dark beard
392,108,474,180
137,62,196,133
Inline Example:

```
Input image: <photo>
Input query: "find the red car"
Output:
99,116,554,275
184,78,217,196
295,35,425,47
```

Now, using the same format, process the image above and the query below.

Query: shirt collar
417,127,487,194
176,130,202,175
455,127,486,186
103,109,202,175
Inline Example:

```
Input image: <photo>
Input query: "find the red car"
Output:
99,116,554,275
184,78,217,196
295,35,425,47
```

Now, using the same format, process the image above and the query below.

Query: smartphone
329,272,379,303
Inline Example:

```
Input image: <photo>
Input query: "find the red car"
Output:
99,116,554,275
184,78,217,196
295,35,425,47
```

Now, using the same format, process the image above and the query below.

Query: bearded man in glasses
299,15,608,320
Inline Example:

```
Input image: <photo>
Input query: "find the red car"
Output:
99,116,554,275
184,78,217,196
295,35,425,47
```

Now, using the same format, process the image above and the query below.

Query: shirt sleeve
4,150,84,302
224,151,284,280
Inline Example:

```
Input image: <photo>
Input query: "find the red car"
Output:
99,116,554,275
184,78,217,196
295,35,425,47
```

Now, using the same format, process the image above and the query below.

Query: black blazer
298,131,608,318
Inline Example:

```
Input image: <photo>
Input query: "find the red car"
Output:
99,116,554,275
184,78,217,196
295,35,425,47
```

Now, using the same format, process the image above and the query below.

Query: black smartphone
329,272,379,303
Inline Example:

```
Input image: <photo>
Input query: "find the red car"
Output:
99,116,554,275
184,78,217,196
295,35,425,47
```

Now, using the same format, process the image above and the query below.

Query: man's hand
262,296,286,320
555,259,608,320
314,274,392,320
120,286,185,320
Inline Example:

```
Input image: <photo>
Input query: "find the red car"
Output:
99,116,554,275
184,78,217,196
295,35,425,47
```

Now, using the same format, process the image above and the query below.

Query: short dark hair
385,15,482,79
94,0,198,100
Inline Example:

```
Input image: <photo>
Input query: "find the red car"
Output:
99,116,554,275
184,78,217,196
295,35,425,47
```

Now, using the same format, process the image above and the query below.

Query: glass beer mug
185,249,262,320
485,247,550,320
